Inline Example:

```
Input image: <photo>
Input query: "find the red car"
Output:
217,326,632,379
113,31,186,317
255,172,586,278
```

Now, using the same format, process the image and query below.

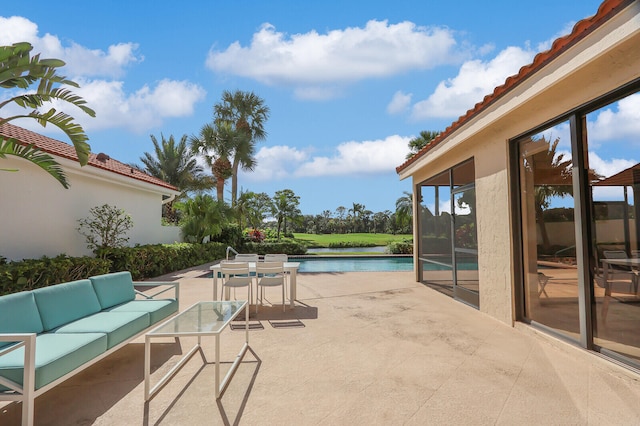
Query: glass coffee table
144,300,249,400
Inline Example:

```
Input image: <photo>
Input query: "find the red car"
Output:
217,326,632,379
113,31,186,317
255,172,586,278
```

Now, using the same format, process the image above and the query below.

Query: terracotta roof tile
396,0,633,174
0,122,178,191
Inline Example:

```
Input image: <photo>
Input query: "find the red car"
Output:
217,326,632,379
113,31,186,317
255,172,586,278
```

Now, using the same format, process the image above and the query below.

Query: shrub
77,204,133,253
242,241,307,255
213,223,244,247
97,242,227,279
387,240,414,254
0,255,110,296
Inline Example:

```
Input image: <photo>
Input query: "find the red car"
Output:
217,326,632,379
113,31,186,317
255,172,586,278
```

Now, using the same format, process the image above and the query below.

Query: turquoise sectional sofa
0,271,179,426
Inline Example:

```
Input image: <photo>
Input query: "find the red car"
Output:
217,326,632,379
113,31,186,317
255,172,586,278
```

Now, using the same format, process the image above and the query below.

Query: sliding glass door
418,159,478,308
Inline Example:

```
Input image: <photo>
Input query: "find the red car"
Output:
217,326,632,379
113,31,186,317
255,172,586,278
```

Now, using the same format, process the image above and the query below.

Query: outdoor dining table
210,261,301,308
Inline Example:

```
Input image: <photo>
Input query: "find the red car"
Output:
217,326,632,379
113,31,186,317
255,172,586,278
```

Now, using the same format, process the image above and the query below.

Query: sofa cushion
54,311,150,349
0,291,44,349
0,332,107,391
32,280,102,331
89,272,136,310
105,299,178,325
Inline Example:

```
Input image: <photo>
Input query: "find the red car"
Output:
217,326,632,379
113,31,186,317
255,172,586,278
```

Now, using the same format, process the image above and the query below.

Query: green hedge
97,242,227,280
0,240,307,296
241,241,307,255
0,255,111,296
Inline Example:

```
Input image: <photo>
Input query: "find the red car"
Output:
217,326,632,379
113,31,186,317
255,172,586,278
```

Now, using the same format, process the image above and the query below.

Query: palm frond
0,137,69,188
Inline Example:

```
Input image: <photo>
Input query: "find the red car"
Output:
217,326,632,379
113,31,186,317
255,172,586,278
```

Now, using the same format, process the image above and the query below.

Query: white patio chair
220,261,252,302
264,254,288,297
264,253,288,262
255,261,286,313
234,253,260,263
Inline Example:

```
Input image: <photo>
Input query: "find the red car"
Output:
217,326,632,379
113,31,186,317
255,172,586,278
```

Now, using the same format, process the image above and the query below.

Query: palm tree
213,90,270,205
136,133,214,223
0,42,95,188
180,194,229,243
271,189,301,240
395,191,413,231
139,133,214,195
190,121,239,202
348,202,365,232
406,130,440,159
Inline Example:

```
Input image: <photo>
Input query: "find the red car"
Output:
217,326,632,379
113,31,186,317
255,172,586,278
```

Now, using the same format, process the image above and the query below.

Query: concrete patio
2,265,640,425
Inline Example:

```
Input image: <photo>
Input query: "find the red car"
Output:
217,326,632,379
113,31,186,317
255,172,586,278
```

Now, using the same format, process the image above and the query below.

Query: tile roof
0,121,179,191
396,0,633,174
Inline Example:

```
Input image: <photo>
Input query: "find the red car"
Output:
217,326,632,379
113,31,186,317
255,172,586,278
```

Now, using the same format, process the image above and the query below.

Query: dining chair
234,253,260,263
220,261,252,302
602,250,638,293
264,254,289,297
255,261,286,313
264,253,288,262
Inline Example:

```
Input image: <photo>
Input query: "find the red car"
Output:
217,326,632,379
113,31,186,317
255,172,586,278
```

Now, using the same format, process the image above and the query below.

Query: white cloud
0,16,206,133
207,21,462,98
587,94,640,144
387,91,412,115
411,46,535,120
240,135,412,181
242,145,311,181
0,16,141,78
295,135,411,177
69,78,206,132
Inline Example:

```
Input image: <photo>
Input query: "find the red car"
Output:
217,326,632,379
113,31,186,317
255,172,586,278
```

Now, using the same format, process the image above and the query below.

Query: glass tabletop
148,301,247,336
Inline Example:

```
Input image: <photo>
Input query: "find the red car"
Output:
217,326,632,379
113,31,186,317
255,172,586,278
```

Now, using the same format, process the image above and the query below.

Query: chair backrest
603,250,628,259
234,253,260,263
220,261,251,276
264,253,288,262
256,261,284,276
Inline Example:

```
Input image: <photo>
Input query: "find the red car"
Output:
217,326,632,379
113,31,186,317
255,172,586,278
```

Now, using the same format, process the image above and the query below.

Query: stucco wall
402,3,640,325
0,156,181,261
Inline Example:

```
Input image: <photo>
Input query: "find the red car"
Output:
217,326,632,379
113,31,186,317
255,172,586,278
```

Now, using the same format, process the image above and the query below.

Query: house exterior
0,122,181,261
397,0,640,370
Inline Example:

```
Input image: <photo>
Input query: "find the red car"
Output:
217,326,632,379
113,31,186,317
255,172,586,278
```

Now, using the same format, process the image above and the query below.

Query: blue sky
1,0,605,215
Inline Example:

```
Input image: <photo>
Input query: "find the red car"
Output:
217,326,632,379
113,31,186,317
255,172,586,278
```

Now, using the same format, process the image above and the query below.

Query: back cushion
33,280,102,331
89,272,135,309
0,291,44,348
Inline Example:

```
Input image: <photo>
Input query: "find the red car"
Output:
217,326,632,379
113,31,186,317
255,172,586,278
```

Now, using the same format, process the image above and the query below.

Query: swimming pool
291,256,413,272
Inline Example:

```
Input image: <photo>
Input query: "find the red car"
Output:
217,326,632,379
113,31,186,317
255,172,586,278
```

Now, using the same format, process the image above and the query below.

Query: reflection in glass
420,172,454,295
419,159,478,307
588,94,640,362
518,127,580,340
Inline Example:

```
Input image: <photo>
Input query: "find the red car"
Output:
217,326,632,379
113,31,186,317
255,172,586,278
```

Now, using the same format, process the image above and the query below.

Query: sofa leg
22,334,36,426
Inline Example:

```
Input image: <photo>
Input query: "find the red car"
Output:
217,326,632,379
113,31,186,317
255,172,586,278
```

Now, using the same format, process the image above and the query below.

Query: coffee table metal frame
144,300,249,400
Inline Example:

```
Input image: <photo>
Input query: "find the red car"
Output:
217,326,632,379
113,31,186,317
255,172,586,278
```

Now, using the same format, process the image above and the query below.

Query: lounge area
2,265,640,425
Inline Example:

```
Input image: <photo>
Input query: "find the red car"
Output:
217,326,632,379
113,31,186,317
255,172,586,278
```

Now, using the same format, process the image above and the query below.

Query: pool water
292,256,412,272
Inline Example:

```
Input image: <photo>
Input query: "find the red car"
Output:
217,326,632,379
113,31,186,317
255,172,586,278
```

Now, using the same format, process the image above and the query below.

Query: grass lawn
293,233,411,248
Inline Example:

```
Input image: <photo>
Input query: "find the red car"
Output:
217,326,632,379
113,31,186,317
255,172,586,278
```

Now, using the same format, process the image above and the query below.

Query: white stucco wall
0,156,181,261
400,2,640,325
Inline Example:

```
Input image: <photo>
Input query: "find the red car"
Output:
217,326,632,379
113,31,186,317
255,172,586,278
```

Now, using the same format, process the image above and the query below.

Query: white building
0,122,181,260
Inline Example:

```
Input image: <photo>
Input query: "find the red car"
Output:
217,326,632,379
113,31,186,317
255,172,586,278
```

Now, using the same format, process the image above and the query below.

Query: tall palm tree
190,121,239,202
139,133,214,196
136,133,214,223
395,191,413,231
0,42,95,188
406,130,440,159
213,90,270,205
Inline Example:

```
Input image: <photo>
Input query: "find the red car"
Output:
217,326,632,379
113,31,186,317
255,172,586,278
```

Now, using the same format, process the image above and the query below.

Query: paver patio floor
2,265,640,425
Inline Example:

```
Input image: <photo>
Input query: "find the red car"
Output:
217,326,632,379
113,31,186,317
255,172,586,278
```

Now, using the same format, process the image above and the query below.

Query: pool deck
2,264,640,425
